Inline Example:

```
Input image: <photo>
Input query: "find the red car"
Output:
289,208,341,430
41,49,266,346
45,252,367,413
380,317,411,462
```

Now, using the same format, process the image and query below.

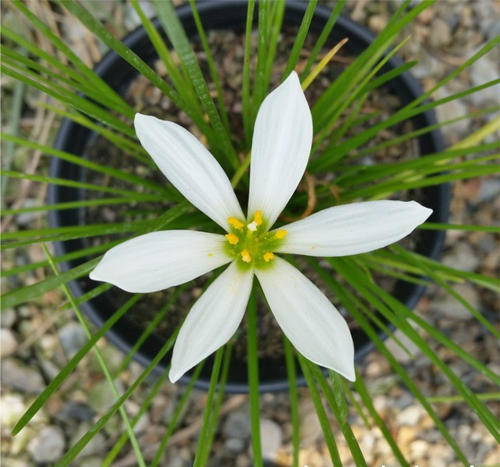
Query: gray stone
469,57,500,106
91,344,124,374
0,394,26,428
434,88,469,142
299,399,321,442
88,379,125,412
58,322,87,358
223,412,251,440
40,359,60,380
412,50,443,79
16,199,38,226
259,418,282,461
70,423,106,457
28,425,65,463
79,458,103,467
443,242,480,272
477,179,500,203
56,402,94,423
225,437,245,454
0,329,18,357
430,18,452,47
396,404,425,426
1,358,45,393
385,329,422,364
433,283,480,319
1,308,16,328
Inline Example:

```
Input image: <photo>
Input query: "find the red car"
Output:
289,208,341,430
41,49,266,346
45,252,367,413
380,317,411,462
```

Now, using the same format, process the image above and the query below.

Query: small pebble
28,425,65,463
1,358,45,393
223,412,251,440
0,329,18,358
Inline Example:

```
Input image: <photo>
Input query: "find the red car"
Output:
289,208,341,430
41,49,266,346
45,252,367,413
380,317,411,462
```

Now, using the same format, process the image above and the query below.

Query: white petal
90,231,230,293
276,200,432,257
256,257,355,381
135,114,244,231
169,262,253,382
248,71,313,228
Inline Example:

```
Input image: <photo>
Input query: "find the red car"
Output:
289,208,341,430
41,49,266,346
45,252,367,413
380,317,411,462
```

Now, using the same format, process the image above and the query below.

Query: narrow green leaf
297,352,342,467
0,170,160,200
2,221,148,241
309,364,367,467
247,287,263,467
188,0,231,132
300,0,346,79
202,341,233,466
192,348,224,467
242,0,256,143
1,47,26,200
419,223,500,233
1,197,163,216
284,337,300,467
427,393,500,404
148,363,204,467
284,0,319,79
340,379,371,429
252,0,271,120
353,372,410,467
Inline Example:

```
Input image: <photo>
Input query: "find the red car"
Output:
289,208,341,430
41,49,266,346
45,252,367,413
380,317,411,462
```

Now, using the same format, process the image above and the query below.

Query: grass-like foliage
1,0,499,465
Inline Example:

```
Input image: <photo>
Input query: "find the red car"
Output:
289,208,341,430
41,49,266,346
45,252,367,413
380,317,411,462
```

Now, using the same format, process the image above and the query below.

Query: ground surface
1,1,499,466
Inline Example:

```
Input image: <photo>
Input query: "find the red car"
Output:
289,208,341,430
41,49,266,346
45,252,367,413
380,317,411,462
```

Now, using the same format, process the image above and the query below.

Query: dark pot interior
48,1,450,393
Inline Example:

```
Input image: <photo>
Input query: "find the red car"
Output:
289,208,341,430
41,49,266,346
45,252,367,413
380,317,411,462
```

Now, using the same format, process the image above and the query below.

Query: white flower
90,72,432,383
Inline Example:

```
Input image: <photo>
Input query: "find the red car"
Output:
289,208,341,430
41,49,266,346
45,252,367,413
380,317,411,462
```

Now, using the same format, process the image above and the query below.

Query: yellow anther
227,217,244,230
225,233,239,245
254,211,263,226
263,252,274,262
275,229,287,239
241,249,252,263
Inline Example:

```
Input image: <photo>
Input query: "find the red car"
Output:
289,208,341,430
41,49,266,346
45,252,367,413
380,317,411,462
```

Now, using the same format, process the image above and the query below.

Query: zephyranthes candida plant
90,72,432,382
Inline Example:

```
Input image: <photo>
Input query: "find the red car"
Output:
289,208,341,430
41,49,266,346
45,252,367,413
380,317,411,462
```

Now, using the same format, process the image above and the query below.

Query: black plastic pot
48,1,450,393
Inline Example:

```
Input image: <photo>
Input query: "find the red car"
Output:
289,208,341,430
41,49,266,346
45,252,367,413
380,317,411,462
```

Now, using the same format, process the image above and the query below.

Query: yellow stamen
275,229,287,239
254,210,263,225
263,252,274,262
225,233,239,245
227,217,244,230
241,249,252,263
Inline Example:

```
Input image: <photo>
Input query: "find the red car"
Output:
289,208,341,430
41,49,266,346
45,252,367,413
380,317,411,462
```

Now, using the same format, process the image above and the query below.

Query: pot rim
48,1,450,393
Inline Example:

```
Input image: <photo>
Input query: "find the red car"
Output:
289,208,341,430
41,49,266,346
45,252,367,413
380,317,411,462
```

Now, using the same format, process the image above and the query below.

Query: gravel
2,1,498,466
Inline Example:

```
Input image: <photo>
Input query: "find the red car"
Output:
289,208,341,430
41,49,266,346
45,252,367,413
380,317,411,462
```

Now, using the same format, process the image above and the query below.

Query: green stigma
224,211,287,270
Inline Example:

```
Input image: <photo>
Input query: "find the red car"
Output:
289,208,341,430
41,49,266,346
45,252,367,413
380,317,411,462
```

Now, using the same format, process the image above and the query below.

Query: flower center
224,211,287,270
